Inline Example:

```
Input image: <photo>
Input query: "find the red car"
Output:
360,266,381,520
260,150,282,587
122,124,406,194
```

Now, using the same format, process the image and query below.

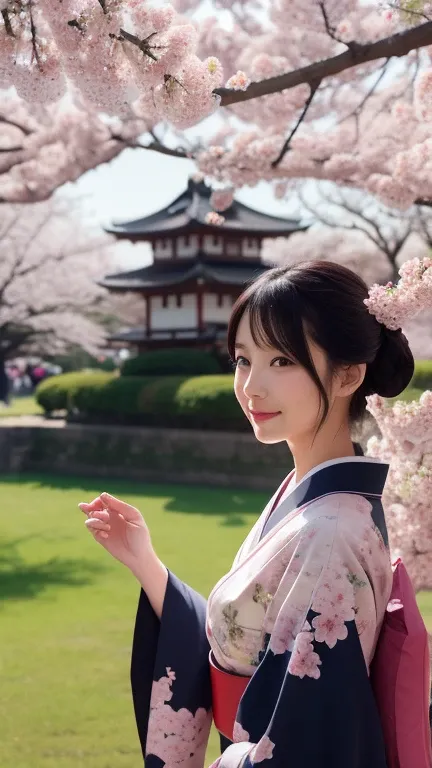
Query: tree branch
215,21,432,107
271,80,321,168
1,9,14,37
337,58,391,124
110,131,190,159
0,115,33,136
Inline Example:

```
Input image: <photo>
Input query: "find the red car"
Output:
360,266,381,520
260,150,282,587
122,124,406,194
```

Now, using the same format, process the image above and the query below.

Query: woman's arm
131,553,168,620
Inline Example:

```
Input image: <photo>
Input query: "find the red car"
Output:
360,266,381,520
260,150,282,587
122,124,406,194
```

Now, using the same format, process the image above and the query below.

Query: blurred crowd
0,359,62,406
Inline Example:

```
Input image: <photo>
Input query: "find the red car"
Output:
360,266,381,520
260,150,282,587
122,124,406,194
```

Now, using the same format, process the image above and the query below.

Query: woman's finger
93,529,109,540
85,518,111,533
99,492,141,522
78,497,105,514
80,507,110,521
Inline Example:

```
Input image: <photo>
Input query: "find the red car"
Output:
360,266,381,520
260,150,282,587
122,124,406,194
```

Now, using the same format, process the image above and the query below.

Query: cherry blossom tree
0,197,113,377
261,181,432,356
1,1,432,208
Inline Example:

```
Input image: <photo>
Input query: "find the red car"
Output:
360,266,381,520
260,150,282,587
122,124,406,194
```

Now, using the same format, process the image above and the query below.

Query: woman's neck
288,424,356,485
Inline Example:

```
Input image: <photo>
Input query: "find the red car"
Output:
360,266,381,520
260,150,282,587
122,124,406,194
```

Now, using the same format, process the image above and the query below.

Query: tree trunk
0,357,10,405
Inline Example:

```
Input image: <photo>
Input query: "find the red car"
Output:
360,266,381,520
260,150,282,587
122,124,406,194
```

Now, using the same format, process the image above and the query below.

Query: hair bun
365,327,415,399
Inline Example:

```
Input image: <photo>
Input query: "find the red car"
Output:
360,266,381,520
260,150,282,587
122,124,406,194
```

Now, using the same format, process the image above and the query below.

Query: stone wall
0,421,293,490
0,415,380,490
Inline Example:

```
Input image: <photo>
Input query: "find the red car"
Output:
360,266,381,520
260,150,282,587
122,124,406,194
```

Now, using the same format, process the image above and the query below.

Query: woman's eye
271,357,292,367
233,356,249,368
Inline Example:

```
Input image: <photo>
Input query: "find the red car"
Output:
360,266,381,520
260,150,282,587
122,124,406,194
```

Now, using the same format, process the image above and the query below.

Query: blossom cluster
1,2,432,207
364,256,432,330
366,391,432,592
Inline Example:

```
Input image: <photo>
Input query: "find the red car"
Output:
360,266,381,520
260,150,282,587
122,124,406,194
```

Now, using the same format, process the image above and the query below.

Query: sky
67,142,301,269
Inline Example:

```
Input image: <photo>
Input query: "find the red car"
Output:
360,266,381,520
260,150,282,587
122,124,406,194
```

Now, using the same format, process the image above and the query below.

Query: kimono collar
287,457,389,510
261,457,390,541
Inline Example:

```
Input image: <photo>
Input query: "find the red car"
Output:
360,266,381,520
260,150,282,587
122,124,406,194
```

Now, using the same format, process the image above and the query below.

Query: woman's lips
249,411,281,422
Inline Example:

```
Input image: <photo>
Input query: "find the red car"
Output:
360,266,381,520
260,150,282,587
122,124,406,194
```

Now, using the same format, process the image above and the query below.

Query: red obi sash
209,652,249,740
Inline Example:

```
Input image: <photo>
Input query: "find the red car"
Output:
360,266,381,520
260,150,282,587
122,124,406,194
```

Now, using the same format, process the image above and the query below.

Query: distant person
0,362,10,406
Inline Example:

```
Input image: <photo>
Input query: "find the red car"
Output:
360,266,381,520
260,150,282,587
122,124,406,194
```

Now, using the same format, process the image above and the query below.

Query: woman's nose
243,369,267,400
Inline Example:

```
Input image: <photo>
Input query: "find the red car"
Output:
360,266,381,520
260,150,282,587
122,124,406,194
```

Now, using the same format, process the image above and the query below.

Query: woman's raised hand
78,492,153,572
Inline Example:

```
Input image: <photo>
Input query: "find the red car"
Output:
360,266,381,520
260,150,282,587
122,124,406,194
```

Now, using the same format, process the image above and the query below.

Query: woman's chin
251,425,286,445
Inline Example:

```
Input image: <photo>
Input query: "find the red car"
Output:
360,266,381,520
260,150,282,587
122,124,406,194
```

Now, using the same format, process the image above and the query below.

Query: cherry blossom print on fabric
233,721,251,742
147,667,211,768
250,735,276,764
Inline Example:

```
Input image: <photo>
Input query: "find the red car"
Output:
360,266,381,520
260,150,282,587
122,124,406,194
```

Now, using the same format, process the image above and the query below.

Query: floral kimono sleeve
211,515,388,768
131,570,212,768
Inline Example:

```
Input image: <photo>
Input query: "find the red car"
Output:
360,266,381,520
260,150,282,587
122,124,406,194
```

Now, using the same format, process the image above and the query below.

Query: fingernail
101,532,109,539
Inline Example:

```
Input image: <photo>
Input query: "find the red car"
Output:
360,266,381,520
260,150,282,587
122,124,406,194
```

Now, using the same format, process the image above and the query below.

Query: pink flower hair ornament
364,256,432,331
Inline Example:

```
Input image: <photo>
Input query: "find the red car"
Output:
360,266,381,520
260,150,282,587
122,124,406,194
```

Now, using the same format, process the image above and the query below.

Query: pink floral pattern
250,735,275,763
147,667,212,767
311,614,348,648
287,623,322,679
208,488,391,686
269,607,303,655
233,721,250,742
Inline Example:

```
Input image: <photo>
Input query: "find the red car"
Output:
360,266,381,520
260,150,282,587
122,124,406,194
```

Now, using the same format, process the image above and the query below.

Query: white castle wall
203,294,233,323
151,295,196,329
153,238,173,259
150,293,233,330
153,236,261,260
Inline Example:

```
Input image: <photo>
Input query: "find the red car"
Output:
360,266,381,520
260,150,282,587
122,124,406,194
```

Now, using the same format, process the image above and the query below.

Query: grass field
0,396,43,418
0,473,430,768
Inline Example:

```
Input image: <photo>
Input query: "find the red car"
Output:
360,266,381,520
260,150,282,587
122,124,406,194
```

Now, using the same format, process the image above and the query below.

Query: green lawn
0,396,43,418
0,473,266,768
0,474,430,768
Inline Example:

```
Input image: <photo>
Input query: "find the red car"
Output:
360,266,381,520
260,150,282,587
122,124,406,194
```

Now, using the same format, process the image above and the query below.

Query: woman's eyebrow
234,342,248,350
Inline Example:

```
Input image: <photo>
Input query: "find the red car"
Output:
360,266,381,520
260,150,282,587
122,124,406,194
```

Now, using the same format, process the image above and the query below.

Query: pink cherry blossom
312,613,349,648
366,390,432,592
0,1,431,208
205,211,226,226
288,629,322,679
210,188,234,212
225,71,250,91
233,721,251,742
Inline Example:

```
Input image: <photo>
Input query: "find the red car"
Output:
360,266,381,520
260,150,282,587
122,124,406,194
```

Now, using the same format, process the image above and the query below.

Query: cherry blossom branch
337,58,391,124
1,9,13,37
271,80,321,168
0,115,32,137
109,130,190,159
216,21,432,106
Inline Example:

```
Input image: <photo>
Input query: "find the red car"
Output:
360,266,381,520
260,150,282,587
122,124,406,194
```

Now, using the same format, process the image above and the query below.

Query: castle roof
100,256,269,292
104,178,306,240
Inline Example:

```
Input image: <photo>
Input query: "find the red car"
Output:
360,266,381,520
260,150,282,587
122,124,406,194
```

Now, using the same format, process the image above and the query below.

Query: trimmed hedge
121,348,223,377
35,369,428,431
35,371,114,412
35,371,248,431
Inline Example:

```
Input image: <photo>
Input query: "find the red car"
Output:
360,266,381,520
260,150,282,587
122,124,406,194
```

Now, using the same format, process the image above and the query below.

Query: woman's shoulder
304,491,379,526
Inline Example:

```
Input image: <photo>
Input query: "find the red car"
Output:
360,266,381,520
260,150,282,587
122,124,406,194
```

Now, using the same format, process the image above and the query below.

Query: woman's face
233,310,333,445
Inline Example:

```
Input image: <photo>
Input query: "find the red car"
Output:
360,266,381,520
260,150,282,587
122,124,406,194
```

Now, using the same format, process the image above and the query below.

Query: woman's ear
336,362,367,398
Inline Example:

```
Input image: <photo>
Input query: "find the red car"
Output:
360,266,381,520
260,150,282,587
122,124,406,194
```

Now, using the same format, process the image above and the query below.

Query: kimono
130,455,393,767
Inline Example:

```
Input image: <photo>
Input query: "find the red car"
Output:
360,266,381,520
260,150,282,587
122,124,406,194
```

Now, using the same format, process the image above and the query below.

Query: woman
79,261,415,767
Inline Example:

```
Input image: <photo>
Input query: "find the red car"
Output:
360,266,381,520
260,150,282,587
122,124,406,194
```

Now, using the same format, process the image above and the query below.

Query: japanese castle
101,178,307,352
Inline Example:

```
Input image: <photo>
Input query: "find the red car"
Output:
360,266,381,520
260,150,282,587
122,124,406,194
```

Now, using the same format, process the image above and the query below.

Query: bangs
227,273,312,366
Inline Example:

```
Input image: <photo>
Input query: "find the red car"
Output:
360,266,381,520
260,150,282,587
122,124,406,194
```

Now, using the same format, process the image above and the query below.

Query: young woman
79,260,415,768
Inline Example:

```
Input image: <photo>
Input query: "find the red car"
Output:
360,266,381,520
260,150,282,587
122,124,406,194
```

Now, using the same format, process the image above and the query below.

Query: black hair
227,260,415,433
